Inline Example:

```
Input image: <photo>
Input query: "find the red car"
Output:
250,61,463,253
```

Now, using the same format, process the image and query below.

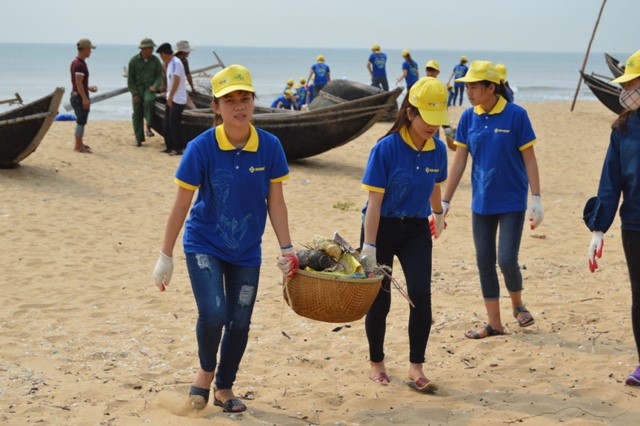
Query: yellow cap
611,50,640,84
402,49,410,57
317,54,325,62
284,89,293,96
495,64,507,81
299,77,306,84
460,55,468,62
455,60,501,84
211,64,255,98
408,77,450,126
286,79,294,85
77,38,96,49
425,59,440,71
372,43,380,51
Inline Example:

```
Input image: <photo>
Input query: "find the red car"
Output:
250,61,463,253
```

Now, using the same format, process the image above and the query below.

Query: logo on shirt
494,128,511,134
249,166,265,173
425,167,440,174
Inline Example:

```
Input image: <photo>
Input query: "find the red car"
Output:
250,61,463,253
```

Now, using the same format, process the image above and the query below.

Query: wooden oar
0,93,23,106
63,87,129,111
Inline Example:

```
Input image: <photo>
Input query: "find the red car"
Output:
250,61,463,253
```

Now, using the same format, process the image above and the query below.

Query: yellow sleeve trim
435,178,447,186
270,173,290,183
453,140,467,147
175,178,199,191
519,139,537,151
362,184,385,193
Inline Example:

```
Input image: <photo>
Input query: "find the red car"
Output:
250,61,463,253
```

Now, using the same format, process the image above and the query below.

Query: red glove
588,231,604,272
277,245,299,279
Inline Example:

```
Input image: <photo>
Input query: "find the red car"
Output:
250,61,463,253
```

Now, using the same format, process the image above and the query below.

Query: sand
1,101,639,425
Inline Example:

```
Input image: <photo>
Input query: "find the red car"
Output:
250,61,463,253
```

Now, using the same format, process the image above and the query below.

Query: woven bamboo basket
283,269,382,323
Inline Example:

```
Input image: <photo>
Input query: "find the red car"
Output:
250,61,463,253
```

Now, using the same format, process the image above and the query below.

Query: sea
0,43,630,120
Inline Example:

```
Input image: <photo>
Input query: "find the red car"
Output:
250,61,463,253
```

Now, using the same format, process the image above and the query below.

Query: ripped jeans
185,253,260,390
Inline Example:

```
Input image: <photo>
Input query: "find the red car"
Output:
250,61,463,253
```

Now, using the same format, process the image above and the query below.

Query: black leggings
622,230,640,362
361,217,433,364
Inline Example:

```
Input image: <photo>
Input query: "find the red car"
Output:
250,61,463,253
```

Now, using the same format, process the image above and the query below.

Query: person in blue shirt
306,81,315,105
271,89,296,109
295,77,308,109
396,49,419,89
447,83,455,107
447,55,469,106
284,78,294,94
495,63,515,103
583,49,640,387
307,55,331,96
153,64,298,413
367,44,388,91
442,61,543,340
360,77,449,393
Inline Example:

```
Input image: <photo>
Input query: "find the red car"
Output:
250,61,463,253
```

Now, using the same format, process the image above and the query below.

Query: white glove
441,200,450,217
153,251,173,291
588,231,604,273
277,245,299,279
528,195,544,230
430,211,446,238
360,243,377,276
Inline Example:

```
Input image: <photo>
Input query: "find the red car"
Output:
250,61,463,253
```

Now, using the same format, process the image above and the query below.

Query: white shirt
167,56,187,105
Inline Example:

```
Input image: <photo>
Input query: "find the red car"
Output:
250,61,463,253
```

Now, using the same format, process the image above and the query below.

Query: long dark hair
480,80,511,103
211,93,257,126
612,109,635,133
380,92,417,140
404,54,417,69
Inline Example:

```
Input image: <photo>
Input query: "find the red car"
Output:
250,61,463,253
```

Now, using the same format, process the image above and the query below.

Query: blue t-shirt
402,60,419,88
306,84,315,103
369,52,387,78
454,96,536,215
311,63,330,85
175,124,290,266
362,127,448,218
271,95,294,109
453,64,468,87
296,86,307,106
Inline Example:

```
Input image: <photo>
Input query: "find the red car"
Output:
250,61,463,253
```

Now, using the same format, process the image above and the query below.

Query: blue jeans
185,253,260,390
454,85,465,106
472,211,525,301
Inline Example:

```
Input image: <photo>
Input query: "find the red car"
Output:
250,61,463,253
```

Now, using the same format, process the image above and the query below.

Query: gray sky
0,0,637,53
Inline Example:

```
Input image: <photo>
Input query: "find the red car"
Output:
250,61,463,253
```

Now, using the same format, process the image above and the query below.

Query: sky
0,0,637,53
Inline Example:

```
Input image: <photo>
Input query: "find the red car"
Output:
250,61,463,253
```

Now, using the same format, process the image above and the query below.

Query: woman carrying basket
360,77,450,393
152,64,298,412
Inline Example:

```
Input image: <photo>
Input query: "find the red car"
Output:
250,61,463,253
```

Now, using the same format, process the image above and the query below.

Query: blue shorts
70,94,89,126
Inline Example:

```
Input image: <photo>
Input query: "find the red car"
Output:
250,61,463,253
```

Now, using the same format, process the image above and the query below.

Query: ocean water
0,43,629,120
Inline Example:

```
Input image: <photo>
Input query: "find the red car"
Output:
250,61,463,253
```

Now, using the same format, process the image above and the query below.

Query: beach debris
281,331,291,340
310,237,342,260
296,249,338,271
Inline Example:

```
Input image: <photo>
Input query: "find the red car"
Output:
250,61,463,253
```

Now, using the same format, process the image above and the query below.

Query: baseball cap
139,38,156,49
284,89,293,96
287,79,294,85
299,77,306,84
211,64,255,98
495,64,507,81
408,77,450,126
317,54,325,62
455,60,501,84
156,43,173,55
426,59,440,71
372,43,380,51
611,50,640,84
461,55,468,62
176,40,194,53
402,49,410,57
77,38,96,49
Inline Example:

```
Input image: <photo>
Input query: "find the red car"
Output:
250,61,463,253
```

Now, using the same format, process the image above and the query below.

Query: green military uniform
127,49,163,144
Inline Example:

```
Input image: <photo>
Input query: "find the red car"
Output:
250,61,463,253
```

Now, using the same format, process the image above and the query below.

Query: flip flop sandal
188,385,210,410
214,397,247,413
407,377,438,393
513,305,535,327
369,372,390,385
465,324,505,339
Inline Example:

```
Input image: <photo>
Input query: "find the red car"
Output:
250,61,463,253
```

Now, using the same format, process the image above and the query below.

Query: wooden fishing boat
580,71,623,115
0,87,64,168
604,53,624,80
152,87,402,161
308,80,399,121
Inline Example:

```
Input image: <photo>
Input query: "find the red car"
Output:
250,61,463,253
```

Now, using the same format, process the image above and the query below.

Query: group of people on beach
149,47,640,413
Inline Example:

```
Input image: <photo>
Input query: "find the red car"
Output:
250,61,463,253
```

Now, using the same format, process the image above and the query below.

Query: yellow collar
215,124,259,152
473,95,507,115
400,126,435,151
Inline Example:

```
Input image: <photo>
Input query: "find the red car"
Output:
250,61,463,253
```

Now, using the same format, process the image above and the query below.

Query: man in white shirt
156,42,187,155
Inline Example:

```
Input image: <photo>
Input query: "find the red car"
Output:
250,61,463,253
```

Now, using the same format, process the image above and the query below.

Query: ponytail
612,109,635,134
480,81,511,103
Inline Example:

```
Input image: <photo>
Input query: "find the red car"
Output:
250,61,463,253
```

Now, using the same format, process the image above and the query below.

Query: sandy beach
1,100,640,425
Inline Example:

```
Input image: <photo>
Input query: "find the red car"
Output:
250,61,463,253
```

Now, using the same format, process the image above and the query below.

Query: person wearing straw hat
307,54,331,96
175,40,197,108
447,55,469,106
495,63,514,103
368,43,389,91
396,49,419,89
127,37,163,147
442,60,543,339
360,77,450,393
153,64,297,412
583,49,640,386
69,38,97,154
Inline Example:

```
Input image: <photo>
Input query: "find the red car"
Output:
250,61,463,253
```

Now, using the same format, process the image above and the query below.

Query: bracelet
280,244,293,250
433,210,443,215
